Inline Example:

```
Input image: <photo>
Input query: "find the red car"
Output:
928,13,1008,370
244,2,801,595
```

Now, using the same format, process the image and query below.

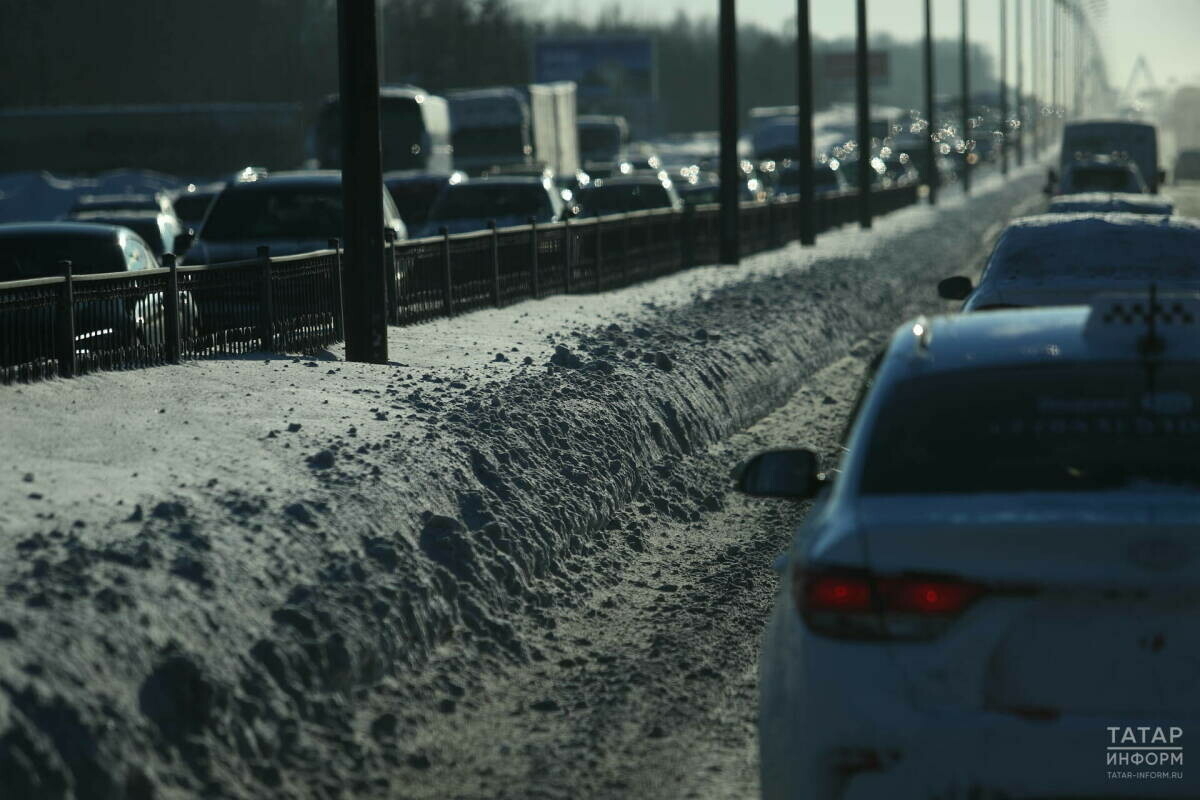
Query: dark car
417,176,564,236
68,212,188,259
185,171,405,265
0,222,198,364
773,161,850,198
384,170,466,231
576,175,683,217
676,171,766,206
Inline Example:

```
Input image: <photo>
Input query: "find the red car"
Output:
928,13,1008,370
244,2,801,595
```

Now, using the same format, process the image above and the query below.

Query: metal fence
0,186,919,384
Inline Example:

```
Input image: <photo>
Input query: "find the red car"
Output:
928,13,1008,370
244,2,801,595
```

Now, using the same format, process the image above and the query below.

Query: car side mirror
734,449,823,500
938,275,973,301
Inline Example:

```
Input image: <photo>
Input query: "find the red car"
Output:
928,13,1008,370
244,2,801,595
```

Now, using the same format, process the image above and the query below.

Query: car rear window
1068,167,1140,193
428,184,548,222
387,180,444,226
859,364,1200,494
988,221,1200,283
0,235,125,279
580,184,671,215
202,187,344,241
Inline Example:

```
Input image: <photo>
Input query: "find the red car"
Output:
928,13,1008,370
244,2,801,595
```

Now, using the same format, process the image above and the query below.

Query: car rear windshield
580,184,671,215
387,181,444,226
428,184,548,222
1069,166,1140,192
0,235,124,279
202,187,343,242
989,221,1200,282
859,364,1200,494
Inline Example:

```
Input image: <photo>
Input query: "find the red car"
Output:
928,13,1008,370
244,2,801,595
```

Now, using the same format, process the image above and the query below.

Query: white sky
525,0,1200,91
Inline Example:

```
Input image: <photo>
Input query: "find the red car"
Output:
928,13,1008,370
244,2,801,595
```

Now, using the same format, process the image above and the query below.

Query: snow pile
0,172,1041,799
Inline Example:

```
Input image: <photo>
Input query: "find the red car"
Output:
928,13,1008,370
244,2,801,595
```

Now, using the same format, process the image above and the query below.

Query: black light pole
719,0,739,265
924,0,938,204
855,0,872,229
1051,0,1059,140
961,0,971,194
1000,0,1009,176
338,0,389,364
1016,0,1025,166
797,0,816,245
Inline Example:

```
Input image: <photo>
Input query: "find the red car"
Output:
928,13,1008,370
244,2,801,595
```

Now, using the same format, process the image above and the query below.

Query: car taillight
795,566,985,641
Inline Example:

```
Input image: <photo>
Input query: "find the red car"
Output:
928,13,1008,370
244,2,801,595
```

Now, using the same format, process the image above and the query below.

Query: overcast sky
524,0,1200,91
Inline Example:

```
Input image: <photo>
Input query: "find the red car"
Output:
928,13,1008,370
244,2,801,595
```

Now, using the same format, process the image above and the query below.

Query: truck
310,86,453,174
447,83,579,178
1058,120,1162,193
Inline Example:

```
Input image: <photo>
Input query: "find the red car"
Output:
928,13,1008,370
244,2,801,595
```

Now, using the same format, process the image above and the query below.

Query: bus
310,86,452,174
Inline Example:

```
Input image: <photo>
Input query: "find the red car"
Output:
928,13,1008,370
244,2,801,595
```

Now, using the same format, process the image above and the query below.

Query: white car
938,213,1200,310
743,297,1200,799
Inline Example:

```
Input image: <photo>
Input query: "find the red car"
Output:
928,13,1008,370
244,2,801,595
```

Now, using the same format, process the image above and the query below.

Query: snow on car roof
1049,193,1174,215
987,213,1200,283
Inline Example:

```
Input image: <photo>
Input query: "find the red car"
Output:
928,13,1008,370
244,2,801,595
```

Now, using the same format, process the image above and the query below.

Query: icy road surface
0,171,1042,800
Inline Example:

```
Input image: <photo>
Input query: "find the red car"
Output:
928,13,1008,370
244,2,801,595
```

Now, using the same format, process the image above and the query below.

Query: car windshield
201,187,343,241
1069,166,1140,192
81,217,164,254
387,180,445,226
428,184,548,222
318,99,425,171
580,183,671,215
0,234,124,279
988,221,1200,282
860,364,1200,494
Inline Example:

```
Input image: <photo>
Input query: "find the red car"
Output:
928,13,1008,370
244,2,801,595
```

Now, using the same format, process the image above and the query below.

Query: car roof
225,171,343,190
1049,193,1174,213
887,302,1200,377
0,221,121,240
588,175,671,186
1002,211,1197,239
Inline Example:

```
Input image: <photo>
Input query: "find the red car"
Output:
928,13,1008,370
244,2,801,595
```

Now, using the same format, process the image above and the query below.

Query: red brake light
796,566,986,640
805,574,874,611
880,578,982,615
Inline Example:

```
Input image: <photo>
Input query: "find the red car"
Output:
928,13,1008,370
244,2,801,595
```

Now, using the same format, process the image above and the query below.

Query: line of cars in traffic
736,119,1200,799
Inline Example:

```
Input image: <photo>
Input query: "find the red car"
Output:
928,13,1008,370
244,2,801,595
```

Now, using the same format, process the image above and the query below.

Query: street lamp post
797,0,816,244
856,0,872,228
719,0,739,264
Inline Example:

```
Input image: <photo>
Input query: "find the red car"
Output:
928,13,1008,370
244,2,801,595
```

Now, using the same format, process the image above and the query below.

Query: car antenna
1138,283,1163,399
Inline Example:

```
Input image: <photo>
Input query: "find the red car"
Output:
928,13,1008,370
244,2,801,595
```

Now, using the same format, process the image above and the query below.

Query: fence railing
0,186,919,384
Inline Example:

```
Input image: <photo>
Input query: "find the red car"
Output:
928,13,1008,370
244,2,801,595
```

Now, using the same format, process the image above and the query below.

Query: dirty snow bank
0,172,1041,799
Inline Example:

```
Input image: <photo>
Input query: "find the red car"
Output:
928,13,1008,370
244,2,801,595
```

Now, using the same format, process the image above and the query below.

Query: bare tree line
1,0,996,132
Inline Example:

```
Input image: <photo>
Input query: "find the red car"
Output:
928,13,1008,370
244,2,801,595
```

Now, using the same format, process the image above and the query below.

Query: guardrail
0,186,919,385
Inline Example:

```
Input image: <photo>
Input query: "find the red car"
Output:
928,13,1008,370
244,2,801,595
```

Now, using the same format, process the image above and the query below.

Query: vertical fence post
1016,0,1025,167
489,221,501,307
164,253,181,364
621,213,632,283
562,216,573,294
961,0,972,194
55,260,76,379
681,205,695,270
1000,0,1009,177
383,228,398,324
528,218,540,299
440,227,453,317
329,238,345,339
257,245,274,353
593,218,603,292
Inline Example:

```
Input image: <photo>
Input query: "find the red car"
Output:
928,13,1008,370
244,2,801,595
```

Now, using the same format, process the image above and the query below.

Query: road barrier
0,185,919,384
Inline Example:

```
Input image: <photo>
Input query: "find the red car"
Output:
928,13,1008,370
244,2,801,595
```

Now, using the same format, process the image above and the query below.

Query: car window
0,235,126,279
859,364,1200,495
428,184,550,222
202,187,344,241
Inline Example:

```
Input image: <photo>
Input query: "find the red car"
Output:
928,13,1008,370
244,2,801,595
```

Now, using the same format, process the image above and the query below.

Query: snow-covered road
0,170,1044,800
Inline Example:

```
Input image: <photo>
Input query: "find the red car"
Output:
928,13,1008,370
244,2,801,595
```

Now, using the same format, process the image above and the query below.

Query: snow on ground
0,169,1043,800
